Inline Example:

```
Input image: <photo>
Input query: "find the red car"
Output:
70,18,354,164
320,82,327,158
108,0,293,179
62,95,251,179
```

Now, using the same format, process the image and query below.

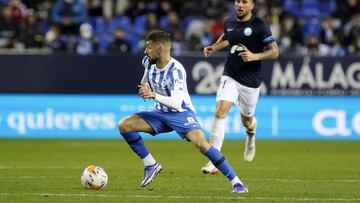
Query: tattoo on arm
260,42,279,60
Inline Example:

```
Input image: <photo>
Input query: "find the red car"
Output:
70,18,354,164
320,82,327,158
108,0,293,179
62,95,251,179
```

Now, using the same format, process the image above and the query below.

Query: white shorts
216,75,260,117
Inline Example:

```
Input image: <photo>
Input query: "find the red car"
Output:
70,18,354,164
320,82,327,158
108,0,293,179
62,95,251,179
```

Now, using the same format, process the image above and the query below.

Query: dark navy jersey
223,15,275,88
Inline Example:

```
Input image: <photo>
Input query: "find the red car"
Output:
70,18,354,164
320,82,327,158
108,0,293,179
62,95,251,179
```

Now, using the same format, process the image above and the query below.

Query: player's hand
239,46,259,62
138,83,155,100
203,46,214,57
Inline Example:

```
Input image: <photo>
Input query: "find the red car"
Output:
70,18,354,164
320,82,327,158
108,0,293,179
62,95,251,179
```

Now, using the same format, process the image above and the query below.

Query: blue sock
204,146,237,181
121,132,149,159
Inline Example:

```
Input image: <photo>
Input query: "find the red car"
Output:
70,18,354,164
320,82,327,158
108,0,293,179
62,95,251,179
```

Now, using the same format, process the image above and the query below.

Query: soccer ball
80,165,108,190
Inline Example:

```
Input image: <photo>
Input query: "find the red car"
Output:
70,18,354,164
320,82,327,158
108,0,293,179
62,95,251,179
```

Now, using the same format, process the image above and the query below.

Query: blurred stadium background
1,0,360,55
0,0,360,202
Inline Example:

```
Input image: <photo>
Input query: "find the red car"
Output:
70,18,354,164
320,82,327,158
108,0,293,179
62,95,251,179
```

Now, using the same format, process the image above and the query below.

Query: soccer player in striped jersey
201,0,279,174
118,30,248,193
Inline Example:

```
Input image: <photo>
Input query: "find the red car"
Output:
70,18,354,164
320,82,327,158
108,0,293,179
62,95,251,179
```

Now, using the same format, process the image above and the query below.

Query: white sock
142,154,156,166
209,117,226,151
231,177,244,186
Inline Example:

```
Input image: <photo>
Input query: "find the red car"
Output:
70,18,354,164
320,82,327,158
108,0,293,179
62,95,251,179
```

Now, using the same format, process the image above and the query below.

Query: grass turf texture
0,139,359,202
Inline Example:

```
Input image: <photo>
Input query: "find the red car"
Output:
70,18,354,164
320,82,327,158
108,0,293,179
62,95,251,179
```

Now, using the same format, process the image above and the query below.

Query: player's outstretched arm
256,41,279,60
203,33,229,57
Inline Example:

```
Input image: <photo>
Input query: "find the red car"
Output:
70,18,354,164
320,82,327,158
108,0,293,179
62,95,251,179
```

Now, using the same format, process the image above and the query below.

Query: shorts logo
184,117,199,127
244,27,252,36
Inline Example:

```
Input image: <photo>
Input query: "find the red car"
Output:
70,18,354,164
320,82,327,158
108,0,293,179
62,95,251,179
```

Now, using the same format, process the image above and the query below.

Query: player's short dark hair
146,30,172,44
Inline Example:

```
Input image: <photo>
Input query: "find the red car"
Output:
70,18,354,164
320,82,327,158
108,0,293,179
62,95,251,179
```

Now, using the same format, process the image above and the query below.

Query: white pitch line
166,176,360,183
247,178,360,183
0,176,74,179
0,166,83,169
0,193,359,202
241,166,360,171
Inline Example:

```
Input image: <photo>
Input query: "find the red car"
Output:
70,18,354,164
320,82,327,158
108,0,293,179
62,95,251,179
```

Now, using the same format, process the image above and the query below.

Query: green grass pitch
0,139,359,202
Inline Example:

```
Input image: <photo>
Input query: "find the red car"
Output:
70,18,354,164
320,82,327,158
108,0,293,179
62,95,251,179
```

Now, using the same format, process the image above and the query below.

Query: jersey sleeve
259,21,275,46
141,56,149,84
142,55,149,67
223,17,230,40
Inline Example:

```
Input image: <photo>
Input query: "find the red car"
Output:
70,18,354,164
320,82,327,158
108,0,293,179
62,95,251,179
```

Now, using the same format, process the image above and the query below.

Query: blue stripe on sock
204,146,237,181
204,146,222,161
213,156,225,167
121,132,149,159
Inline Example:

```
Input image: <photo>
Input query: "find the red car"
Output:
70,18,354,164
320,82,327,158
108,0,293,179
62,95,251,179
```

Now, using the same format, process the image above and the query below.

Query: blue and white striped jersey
141,56,195,113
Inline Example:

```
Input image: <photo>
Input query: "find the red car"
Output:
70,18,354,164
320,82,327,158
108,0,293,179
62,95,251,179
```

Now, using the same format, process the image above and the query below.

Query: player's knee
187,130,210,153
241,116,252,128
242,120,252,129
242,117,256,134
118,118,132,133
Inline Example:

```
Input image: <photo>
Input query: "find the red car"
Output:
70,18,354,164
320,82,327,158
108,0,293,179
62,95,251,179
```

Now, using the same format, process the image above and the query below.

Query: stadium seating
302,17,322,38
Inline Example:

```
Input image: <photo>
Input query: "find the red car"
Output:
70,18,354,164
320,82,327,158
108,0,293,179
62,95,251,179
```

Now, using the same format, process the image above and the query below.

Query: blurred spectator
113,0,129,16
20,9,45,48
9,0,27,23
171,29,187,55
84,0,102,17
97,0,129,21
162,11,183,37
51,0,88,35
144,12,160,33
320,15,342,46
21,0,42,10
199,21,214,48
301,34,330,56
107,27,131,54
346,14,360,54
75,22,99,55
333,0,360,24
179,0,201,19
211,13,226,41
351,35,360,55
265,14,280,40
132,12,158,48
125,0,147,21
278,13,303,54
155,0,172,17
201,0,226,20
45,25,67,53
329,33,346,56
135,12,159,53
185,18,204,41
254,0,268,19
187,35,202,51
35,0,52,20
0,6,20,48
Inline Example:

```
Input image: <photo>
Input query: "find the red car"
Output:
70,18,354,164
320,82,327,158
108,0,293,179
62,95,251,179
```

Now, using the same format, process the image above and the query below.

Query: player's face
235,0,254,20
144,40,160,64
